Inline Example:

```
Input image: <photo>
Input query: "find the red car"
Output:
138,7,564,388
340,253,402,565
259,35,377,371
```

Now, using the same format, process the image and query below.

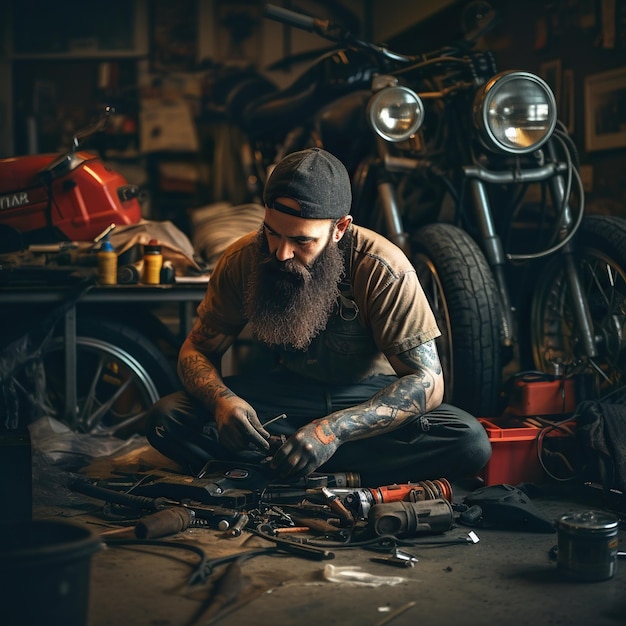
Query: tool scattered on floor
187,558,245,626
66,466,488,625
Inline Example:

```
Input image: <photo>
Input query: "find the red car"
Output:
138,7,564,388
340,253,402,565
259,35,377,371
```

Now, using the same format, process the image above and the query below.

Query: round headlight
474,71,557,154
367,86,424,142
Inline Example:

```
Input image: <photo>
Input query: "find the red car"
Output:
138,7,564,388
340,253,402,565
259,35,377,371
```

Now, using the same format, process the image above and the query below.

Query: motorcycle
0,106,142,250
220,2,626,416
0,108,181,435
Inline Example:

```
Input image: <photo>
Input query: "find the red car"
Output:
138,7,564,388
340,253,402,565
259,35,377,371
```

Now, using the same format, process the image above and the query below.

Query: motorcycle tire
413,223,503,416
43,317,180,436
530,215,626,400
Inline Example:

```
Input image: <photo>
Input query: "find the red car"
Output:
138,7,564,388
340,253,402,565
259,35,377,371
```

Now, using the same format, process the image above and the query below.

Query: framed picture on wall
584,66,626,151
561,69,575,134
540,59,562,106
150,0,198,72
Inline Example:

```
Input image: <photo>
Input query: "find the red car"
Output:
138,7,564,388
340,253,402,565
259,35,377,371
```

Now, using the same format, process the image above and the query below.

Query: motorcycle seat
237,72,321,138
237,48,374,139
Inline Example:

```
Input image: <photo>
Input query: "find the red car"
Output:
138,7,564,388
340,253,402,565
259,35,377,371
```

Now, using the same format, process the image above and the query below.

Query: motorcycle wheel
43,317,179,436
530,215,626,399
413,223,503,416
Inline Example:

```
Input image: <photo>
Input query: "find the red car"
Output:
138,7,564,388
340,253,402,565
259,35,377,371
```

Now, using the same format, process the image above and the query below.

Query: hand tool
188,559,245,625
306,478,453,519
367,498,455,538
224,513,249,537
134,507,195,539
262,412,287,427
370,547,419,568
67,476,241,530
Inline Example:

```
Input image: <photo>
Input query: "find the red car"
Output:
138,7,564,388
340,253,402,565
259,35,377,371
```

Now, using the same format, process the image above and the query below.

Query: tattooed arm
270,339,443,478
178,319,270,452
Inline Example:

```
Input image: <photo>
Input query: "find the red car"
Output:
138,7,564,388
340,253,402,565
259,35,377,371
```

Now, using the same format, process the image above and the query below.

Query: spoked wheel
43,317,179,436
530,215,626,400
413,223,503,416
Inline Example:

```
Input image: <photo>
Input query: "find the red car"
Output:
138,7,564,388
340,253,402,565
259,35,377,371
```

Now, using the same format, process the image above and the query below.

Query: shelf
5,0,148,60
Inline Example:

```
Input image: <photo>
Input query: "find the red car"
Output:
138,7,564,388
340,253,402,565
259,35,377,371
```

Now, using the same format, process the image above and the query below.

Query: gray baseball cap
263,148,351,219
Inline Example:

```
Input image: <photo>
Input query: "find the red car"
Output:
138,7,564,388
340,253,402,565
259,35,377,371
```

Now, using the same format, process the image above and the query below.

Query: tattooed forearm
178,354,235,408
321,374,428,444
317,339,444,445
177,323,238,410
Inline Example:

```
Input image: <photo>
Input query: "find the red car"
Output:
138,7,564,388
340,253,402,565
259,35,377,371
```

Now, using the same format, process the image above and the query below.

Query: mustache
259,253,312,282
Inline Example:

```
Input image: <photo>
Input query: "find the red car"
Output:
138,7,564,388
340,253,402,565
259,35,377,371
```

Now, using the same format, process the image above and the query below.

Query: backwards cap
263,148,351,219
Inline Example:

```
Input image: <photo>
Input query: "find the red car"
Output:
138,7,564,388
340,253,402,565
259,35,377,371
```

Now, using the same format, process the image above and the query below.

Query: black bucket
0,519,102,626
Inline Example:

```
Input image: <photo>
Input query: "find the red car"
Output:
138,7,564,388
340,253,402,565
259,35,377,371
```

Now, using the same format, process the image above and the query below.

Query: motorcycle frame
240,3,603,397
366,130,597,366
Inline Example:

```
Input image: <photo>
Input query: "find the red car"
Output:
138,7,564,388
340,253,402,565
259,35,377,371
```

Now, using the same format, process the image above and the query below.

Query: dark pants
146,370,491,485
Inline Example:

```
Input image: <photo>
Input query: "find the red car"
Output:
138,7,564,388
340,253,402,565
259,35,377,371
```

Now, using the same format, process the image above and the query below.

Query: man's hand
270,419,339,478
212,397,270,453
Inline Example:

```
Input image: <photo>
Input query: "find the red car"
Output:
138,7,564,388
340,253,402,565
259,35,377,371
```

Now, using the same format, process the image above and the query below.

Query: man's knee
463,416,492,473
427,404,492,474
145,391,190,448
145,396,172,450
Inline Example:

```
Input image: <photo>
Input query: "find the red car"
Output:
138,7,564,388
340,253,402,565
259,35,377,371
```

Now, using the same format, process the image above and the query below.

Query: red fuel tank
0,150,142,244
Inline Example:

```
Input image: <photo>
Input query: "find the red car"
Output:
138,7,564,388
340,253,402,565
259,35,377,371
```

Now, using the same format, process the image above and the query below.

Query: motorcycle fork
467,178,515,348
544,146,598,359
372,139,411,256
377,175,411,256
467,154,599,362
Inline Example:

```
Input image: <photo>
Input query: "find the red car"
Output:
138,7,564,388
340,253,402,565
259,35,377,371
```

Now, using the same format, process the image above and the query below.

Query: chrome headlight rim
474,70,557,154
366,85,424,142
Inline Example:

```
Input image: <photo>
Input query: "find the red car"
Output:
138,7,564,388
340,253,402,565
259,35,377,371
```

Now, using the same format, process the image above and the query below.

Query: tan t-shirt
196,224,440,383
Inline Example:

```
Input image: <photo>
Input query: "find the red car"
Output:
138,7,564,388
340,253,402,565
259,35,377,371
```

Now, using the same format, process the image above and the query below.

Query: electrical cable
102,536,278,586
102,537,211,585
536,416,577,482
506,139,585,261
264,529,477,552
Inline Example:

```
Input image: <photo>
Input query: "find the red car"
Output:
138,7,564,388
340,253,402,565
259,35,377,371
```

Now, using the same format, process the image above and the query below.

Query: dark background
2,0,625,221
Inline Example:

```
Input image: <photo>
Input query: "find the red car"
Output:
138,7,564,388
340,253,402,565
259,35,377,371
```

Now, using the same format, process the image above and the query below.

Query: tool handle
135,507,194,539
67,476,160,510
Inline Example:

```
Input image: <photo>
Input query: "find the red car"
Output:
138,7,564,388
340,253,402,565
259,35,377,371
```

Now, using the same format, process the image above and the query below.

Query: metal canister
556,510,619,581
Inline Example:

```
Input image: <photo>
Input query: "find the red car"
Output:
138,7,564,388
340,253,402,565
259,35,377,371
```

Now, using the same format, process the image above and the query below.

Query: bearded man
146,148,491,484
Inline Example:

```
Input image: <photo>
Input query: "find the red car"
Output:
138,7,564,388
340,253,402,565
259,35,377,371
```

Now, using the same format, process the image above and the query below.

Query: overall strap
338,227,358,321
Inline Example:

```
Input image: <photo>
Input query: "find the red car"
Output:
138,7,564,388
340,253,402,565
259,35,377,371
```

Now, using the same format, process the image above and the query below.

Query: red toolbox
506,376,577,416
478,418,576,486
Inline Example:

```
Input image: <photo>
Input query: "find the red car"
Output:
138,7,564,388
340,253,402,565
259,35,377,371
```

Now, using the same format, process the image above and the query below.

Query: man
146,148,491,484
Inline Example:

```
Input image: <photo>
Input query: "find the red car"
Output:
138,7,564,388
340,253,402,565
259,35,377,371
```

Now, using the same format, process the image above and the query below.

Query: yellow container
97,239,117,285
142,239,163,285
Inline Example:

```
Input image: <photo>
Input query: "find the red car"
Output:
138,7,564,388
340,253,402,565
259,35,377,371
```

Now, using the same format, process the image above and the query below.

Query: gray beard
243,228,346,351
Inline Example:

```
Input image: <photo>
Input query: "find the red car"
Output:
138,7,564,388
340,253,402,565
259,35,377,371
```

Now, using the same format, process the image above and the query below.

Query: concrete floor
26,445,626,626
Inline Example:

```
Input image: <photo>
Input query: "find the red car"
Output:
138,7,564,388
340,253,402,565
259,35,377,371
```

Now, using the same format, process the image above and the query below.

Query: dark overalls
146,269,491,484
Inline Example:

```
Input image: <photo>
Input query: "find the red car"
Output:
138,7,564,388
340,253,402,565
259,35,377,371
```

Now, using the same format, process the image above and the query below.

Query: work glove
270,419,339,479
212,397,270,453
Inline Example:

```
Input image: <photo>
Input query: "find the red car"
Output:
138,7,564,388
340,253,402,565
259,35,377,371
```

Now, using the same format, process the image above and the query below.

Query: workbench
1,279,209,422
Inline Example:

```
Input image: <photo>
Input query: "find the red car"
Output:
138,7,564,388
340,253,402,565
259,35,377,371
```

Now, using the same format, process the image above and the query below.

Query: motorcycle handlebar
72,104,115,150
264,4,331,35
264,3,413,64
264,2,498,71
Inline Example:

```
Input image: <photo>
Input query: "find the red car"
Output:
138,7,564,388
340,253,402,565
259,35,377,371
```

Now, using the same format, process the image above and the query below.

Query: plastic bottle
97,237,117,285
143,238,163,285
